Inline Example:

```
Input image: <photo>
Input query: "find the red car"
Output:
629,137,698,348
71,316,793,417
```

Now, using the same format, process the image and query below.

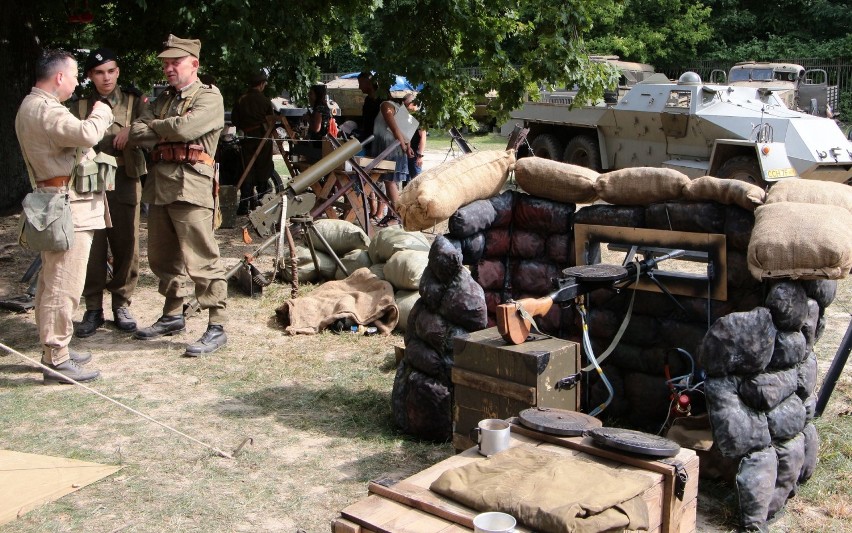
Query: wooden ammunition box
451,327,580,451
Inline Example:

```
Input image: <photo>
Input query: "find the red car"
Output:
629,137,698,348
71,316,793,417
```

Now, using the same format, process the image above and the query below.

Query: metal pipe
815,314,852,417
288,137,362,194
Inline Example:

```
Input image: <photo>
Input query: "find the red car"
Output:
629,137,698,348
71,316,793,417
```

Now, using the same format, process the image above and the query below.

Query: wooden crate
451,327,580,450
332,423,699,533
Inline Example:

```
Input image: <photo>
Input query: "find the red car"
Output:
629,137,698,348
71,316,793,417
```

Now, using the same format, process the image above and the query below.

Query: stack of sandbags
698,279,835,531
748,179,852,280
283,219,370,283
398,150,515,231
392,235,488,441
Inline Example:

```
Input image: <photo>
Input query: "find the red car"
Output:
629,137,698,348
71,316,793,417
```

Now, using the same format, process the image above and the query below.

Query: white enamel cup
473,511,517,533
469,418,511,456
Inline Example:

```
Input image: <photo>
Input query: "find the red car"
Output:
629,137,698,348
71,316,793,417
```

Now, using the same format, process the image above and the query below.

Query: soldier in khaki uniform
15,49,114,383
129,34,228,356
230,69,275,214
72,48,148,337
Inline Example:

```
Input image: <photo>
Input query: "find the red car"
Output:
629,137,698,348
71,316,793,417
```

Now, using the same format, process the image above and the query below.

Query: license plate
767,167,797,179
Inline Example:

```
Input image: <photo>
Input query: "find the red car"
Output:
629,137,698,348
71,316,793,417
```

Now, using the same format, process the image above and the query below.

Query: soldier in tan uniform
72,48,148,338
129,35,228,356
230,69,275,214
15,49,114,383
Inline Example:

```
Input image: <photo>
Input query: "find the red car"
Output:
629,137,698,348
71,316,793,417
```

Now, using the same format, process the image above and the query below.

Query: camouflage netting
391,162,850,529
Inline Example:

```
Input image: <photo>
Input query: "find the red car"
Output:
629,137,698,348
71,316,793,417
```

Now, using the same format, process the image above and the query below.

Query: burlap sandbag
281,245,337,283
384,249,430,290
765,179,852,214
399,150,515,230
747,202,852,280
367,225,430,264
683,176,766,211
312,219,370,255
514,156,599,204
595,167,690,205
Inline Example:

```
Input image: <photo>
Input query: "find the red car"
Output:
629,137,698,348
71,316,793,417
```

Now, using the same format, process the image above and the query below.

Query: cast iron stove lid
561,264,627,282
518,407,602,436
586,427,681,458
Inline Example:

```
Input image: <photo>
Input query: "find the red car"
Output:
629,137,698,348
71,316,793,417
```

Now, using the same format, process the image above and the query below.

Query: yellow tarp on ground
0,449,121,526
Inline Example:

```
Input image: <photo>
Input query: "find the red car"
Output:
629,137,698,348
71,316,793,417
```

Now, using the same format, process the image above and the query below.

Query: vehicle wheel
716,156,767,188
268,169,285,193
563,135,602,171
530,134,563,161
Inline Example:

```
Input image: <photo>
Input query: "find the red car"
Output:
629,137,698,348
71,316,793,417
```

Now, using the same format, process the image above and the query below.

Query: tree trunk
0,2,40,213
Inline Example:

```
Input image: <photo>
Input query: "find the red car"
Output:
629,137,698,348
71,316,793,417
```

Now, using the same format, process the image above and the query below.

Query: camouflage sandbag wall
698,279,835,531
578,201,764,429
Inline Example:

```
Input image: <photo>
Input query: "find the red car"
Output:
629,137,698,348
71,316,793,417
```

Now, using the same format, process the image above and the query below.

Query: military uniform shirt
231,87,275,133
130,80,224,208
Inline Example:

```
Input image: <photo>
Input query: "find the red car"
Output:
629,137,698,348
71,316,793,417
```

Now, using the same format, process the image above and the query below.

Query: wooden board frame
573,224,727,301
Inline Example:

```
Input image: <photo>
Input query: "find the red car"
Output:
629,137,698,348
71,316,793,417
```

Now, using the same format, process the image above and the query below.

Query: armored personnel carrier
514,72,852,186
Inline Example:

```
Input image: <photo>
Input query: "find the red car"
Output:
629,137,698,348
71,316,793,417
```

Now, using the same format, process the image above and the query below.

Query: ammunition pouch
152,142,214,166
74,153,117,194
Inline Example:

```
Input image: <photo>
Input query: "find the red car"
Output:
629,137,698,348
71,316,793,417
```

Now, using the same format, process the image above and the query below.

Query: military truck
513,72,852,186
710,61,839,118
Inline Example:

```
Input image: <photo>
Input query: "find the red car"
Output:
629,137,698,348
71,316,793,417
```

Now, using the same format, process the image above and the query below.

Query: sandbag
391,363,452,441
448,199,497,238
460,233,486,265
738,368,798,412
574,204,646,228
513,194,574,234
489,190,516,228
483,228,511,258
698,307,777,377
475,259,507,291
747,202,852,280
683,175,766,211
514,156,599,204
796,351,818,401
801,299,821,350
335,249,373,280
764,281,809,331
803,395,817,421
399,150,515,230
768,433,805,519
414,305,453,354
419,267,445,312
724,206,756,252
439,268,488,331
428,234,465,284
511,260,560,295
395,289,420,332
405,336,448,377
768,331,807,370
312,219,370,255
384,250,429,291
545,233,573,265
367,225,430,264
645,202,725,234
595,167,690,205
368,262,385,280
509,229,546,259
765,178,852,214
766,394,807,442
801,279,838,310
705,375,771,458
281,245,337,283
799,423,819,484
736,447,778,531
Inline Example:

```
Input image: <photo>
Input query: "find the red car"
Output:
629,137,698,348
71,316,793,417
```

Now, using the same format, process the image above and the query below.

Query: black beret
85,48,118,73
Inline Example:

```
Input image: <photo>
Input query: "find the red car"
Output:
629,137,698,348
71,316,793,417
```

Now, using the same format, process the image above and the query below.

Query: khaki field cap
158,34,201,59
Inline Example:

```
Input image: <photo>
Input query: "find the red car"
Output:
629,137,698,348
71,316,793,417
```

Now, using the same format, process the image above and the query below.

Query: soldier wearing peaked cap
129,34,229,357
72,47,149,339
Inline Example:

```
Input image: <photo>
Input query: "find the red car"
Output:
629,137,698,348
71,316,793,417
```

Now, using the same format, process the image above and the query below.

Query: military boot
134,315,186,340
184,325,227,357
75,309,105,338
113,307,137,332
43,359,101,384
69,350,92,365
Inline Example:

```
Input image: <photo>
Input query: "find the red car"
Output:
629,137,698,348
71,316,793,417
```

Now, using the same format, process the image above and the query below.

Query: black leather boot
184,325,227,356
134,315,186,340
75,309,105,338
113,307,138,332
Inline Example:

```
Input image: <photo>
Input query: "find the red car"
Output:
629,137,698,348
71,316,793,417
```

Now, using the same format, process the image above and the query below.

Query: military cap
158,34,201,59
249,69,268,85
84,48,118,73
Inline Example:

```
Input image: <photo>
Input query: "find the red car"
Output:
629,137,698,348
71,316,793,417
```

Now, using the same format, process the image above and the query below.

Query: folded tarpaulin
430,446,654,533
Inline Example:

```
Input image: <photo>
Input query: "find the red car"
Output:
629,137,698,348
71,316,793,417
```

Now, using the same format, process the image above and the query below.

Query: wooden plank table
333,423,698,533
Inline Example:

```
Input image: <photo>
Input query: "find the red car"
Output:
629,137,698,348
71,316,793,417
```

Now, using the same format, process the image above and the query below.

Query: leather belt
151,143,215,167
36,176,70,188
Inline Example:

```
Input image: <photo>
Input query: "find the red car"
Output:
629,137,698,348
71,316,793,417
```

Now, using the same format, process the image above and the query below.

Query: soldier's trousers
147,202,228,325
37,230,94,364
82,195,140,310
240,137,273,200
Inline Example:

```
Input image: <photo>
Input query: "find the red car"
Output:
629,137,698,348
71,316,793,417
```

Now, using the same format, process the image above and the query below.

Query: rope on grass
0,341,235,459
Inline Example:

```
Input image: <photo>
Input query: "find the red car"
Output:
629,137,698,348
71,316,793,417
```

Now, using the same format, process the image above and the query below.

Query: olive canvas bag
17,149,77,252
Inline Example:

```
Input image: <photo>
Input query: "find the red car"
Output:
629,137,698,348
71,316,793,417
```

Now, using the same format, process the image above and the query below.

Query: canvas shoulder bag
17,149,77,252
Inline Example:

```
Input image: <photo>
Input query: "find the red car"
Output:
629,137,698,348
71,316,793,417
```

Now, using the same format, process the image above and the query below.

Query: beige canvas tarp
0,449,121,526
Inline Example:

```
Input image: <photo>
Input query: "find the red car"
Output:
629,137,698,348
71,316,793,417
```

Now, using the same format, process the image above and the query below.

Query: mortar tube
288,137,363,194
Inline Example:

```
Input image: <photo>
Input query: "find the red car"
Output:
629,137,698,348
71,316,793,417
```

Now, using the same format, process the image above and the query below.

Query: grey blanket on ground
275,267,399,335
430,446,654,533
